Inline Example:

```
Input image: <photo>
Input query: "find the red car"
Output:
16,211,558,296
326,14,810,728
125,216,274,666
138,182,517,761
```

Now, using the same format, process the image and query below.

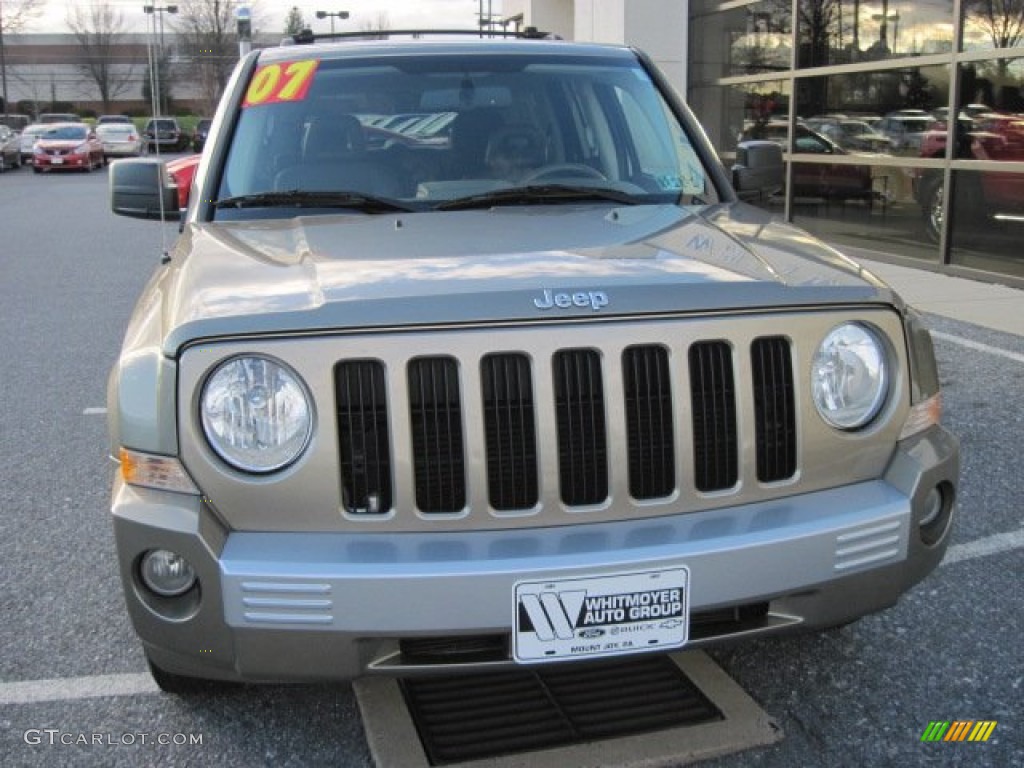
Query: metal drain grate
399,653,724,765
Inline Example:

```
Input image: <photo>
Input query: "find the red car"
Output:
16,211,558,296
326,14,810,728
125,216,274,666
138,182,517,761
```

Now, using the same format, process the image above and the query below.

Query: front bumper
112,425,958,683
34,154,91,170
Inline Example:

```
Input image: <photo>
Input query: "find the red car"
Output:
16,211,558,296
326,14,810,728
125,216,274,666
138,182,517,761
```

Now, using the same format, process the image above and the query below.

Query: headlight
811,323,888,430
75,143,88,153
200,355,313,472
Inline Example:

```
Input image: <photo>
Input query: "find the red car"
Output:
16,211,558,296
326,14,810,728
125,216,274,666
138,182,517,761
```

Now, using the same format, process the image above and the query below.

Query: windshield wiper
435,184,643,211
213,190,415,213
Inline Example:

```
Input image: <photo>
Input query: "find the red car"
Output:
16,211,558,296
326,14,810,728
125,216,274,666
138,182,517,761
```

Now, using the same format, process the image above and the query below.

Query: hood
156,203,898,356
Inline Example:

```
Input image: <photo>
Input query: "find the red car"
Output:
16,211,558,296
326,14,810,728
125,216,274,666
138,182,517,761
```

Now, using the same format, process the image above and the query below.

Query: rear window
99,125,137,136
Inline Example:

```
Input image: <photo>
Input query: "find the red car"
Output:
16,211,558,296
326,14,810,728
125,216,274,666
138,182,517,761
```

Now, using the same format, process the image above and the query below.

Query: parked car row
0,117,207,176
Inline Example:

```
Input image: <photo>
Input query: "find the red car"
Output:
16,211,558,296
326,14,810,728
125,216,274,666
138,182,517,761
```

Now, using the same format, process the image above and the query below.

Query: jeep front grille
333,335,794,517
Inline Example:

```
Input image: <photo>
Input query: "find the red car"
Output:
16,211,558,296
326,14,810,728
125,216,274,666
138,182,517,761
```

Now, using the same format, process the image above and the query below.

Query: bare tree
0,0,42,33
795,0,841,66
964,0,1024,77
359,11,391,40
66,4,137,114
172,0,262,115
1,0,44,112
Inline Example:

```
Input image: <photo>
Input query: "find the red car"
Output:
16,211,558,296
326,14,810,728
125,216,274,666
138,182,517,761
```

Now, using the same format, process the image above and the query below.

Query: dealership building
508,0,1024,286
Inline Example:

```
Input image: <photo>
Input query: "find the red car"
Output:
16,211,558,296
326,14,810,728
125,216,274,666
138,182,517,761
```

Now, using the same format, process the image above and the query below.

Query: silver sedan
95,123,146,160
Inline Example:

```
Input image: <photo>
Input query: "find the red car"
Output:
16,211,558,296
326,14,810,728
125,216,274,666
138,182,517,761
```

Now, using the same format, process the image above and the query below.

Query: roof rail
282,27,558,46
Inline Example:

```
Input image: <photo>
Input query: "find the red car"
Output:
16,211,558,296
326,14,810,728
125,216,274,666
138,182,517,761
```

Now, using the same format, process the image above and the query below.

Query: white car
95,123,145,159
18,123,48,162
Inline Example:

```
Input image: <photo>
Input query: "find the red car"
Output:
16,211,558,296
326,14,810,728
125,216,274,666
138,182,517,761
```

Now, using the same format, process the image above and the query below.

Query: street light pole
315,10,349,35
0,2,9,116
143,4,178,116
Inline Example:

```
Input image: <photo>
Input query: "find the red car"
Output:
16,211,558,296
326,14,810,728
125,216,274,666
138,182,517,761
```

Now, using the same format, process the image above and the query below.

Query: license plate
514,567,689,663
51,157,63,165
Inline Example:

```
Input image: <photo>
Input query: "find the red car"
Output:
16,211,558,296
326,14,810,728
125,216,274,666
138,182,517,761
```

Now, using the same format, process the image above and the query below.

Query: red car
166,153,201,208
32,123,105,172
917,113,1024,241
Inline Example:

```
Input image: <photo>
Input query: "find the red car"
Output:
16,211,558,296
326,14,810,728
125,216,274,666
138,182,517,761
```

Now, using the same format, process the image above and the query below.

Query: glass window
690,2,793,83
796,67,949,156
792,161,940,263
798,0,954,68
693,80,791,155
949,168,1024,277
958,57,1024,119
962,3,1024,52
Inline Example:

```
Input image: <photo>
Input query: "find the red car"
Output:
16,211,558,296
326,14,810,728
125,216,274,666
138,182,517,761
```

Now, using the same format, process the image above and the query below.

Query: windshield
43,126,88,140
215,51,714,218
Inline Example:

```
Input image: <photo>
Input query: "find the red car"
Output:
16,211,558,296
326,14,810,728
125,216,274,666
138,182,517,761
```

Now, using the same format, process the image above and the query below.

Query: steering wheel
520,163,608,184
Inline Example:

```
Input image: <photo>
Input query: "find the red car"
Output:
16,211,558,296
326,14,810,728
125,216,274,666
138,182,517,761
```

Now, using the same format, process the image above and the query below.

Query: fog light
919,482,954,547
140,550,197,597
919,488,942,527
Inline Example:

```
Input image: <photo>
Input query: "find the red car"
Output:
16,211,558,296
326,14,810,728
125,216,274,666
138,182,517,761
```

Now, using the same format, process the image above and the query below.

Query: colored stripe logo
921,721,997,742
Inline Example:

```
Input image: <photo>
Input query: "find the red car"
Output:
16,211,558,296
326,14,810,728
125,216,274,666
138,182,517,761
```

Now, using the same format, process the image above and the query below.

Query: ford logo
578,628,606,639
533,289,609,311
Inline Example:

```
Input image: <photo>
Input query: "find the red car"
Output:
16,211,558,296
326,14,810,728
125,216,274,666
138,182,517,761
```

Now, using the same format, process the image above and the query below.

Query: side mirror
109,158,180,221
732,140,784,201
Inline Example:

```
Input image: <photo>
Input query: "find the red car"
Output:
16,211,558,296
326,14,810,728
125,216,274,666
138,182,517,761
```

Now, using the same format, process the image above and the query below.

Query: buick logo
533,288,609,311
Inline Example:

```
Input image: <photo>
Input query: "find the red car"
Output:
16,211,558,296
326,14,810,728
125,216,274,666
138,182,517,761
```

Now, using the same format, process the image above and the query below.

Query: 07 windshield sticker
243,59,319,108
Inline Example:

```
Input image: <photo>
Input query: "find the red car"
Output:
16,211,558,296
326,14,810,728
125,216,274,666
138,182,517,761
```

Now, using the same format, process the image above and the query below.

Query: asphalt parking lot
1,165,1020,767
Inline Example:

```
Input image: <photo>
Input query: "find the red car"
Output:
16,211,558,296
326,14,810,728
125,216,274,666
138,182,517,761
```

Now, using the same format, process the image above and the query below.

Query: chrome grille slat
408,356,466,513
482,353,539,511
335,360,392,515
751,337,797,483
689,341,738,492
623,345,675,499
553,349,608,506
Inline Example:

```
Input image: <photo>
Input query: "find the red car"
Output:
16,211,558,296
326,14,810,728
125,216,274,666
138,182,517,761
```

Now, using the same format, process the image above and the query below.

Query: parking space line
83,407,107,415
931,331,1024,365
0,673,157,705
941,527,1024,566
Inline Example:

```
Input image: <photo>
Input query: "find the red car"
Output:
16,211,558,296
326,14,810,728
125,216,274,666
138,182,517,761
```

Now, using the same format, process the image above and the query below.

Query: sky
22,1,503,35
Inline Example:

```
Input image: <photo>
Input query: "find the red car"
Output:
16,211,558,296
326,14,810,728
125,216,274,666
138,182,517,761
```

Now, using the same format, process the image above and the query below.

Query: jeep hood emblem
533,289,609,311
